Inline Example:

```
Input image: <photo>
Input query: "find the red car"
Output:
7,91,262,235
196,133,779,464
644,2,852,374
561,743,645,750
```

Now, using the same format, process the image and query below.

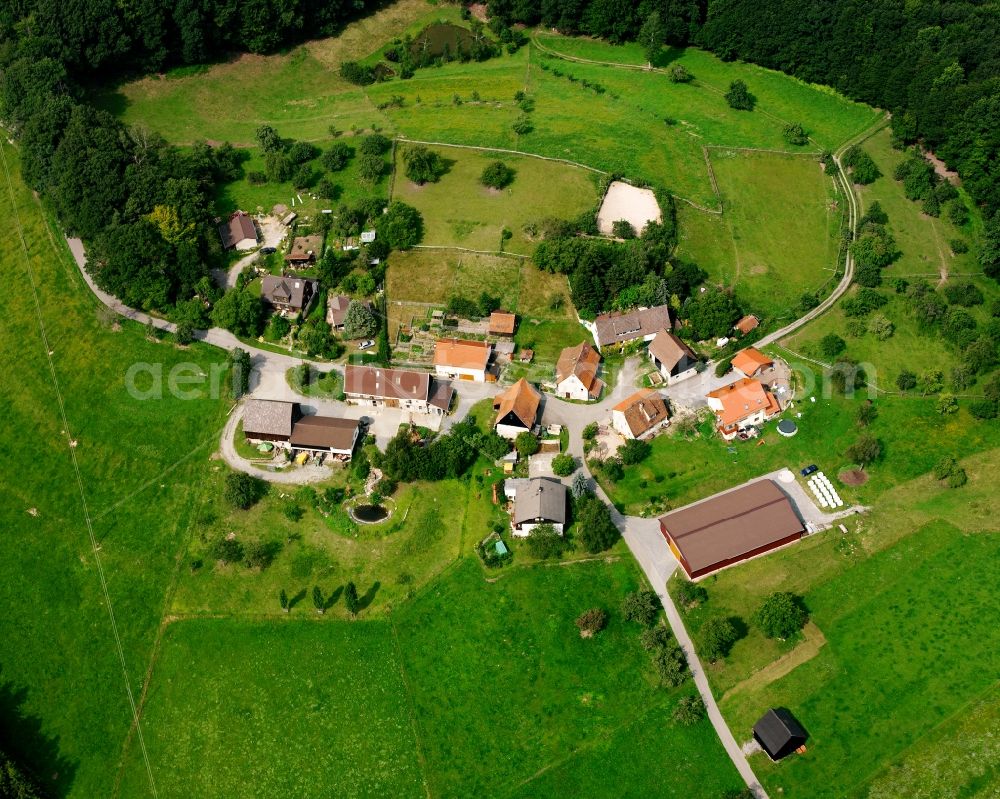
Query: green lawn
670,448,1000,798
116,619,427,798
392,143,600,254
0,142,229,799
676,150,841,323
394,557,745,798
171,474,471,619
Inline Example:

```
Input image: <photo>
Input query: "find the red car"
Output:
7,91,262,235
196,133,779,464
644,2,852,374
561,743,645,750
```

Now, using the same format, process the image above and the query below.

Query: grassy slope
677,150,840,322
392,144,599,254
116,619,426,798
782,127,1000,390
393,557,744,798
676,449,1000,798
0,143,228,798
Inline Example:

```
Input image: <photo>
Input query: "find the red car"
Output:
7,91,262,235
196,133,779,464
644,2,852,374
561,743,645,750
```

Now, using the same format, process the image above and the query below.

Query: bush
512,116,533,135
618,438,651,465
782,123,808,146
943,281,984,307
752,592,808,639
621,589,660,626
575,608,608,637
402,144,446,184
612,219,636,239
969,399,998,419
339,61,374,85
934,456,968,488
698,617,739,662
819,333,846,359
856,402,878,426
668,64,693,83
672,695,706,725
224,472,266,509
675,580,708,610
515,431,539,457
211,537,244,564
582,422,599,440
357,153,386,183
575,494,620,552
600,457,624,482
551,453,575,476
724,79,755,110
937,393,959,414
652,642,689,687
480,160,515,189
526,523,568,559
950,238,969,254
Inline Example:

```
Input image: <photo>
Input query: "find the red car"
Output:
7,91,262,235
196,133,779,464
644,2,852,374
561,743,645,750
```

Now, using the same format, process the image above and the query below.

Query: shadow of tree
288,588,307,610
325,585,344,611
0,672,78,797
358,581,381,611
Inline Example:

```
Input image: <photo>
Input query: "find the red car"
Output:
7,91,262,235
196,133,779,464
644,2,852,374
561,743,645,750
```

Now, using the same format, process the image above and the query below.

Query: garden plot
597,181,661,236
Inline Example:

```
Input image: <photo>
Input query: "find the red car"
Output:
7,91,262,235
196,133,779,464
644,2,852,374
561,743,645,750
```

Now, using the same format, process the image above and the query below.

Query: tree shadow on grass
650,46,684,69
288,588,308,610
358,581,381,611
0,673,78,797
325,585,344,611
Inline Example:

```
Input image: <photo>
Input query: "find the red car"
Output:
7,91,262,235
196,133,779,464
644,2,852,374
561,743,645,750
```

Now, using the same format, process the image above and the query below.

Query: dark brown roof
289,416,359,450
594,305,672,348
613,388,669,437
648,329,697,371
344,365,430,403
659,480,804,574
261,276,315,309
243,399,296,438
219,211,257,249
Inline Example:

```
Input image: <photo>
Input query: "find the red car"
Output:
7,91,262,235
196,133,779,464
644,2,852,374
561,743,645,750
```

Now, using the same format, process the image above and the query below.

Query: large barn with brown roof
343,365,452,415
658,480,805,578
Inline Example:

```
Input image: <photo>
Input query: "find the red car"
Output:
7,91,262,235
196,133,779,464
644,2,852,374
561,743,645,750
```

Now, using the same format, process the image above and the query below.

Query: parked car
358,339,375,350
260,246,276,254
800,464,819,476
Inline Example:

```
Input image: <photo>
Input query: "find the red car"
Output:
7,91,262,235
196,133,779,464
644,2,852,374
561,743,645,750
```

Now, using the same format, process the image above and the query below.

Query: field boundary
411,244,531,259
720,622,827,704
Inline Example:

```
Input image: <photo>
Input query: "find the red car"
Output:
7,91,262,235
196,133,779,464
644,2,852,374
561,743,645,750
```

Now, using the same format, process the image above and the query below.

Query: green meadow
669,449,1000,798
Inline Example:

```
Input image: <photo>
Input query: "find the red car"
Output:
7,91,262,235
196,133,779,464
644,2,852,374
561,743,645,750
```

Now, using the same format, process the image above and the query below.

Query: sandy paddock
597,181,662,236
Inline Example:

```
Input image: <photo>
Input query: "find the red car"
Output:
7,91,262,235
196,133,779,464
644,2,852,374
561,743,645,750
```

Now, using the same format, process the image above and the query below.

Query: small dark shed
753,708,807,761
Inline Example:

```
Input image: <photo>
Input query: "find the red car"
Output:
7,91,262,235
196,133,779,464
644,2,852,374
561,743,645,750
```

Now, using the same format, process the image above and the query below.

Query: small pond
409,23,474,59
351,504,389,523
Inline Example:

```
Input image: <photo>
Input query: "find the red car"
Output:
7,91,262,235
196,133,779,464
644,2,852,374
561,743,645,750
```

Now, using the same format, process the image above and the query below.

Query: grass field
856,127,981,280
0,143,229,798
668,448,1000,798
119,557,746,798
391,144,599,254
676,150,841,322
116,619,427,798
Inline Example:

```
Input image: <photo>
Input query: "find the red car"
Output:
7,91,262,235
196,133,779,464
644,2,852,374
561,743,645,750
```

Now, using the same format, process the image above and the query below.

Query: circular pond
351,504,389,523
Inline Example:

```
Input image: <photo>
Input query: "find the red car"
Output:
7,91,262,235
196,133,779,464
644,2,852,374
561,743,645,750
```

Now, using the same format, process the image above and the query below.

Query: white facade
496,422,528,440
512,521,565,538
435,364,486,383
555,374,590,401
661,362,699,386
